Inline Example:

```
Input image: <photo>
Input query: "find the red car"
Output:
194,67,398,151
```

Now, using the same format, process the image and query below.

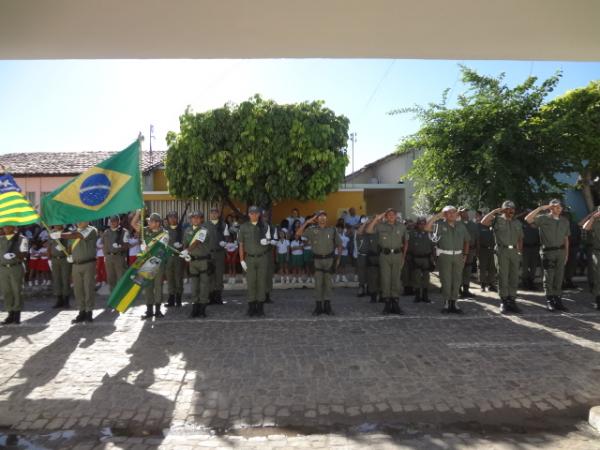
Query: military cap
549,199,562,206
384,207,396,214
248,206,261,214
442,205,457,212
148,212,162,222
190,210,204,218
109,214,120,221
166,211,178,218
502,200,516,209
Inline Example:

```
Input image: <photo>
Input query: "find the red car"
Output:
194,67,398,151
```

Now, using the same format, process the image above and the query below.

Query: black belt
313,252,334,259
73,258,96,265
542,245,565,252
190,255,211,261
380,248,402,255
246,251,268,258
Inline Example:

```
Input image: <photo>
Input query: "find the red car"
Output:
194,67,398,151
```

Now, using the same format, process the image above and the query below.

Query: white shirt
335,234,350,256
96,237,104,257
276,239,290,255
225,241,238,253
290,239,304,256
128,237,140,256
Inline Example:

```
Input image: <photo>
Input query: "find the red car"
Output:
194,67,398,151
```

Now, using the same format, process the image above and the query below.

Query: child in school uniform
289,236,304,284
276,231,290,283
224,234,239,283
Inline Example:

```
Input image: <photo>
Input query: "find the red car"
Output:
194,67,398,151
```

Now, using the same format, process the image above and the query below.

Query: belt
542,245,565,252
380,248,402,255
73,258,96,265
437,249,462,256
313,252,334,259
246,251,268,258
190,254,211,261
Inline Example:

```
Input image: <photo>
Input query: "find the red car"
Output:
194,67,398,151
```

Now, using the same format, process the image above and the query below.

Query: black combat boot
53,295,64,308
450,300,463,314
323,300,334,315
190,303,200,318
154,304,164,318
85,311,93,323
391,298,404,315
175,293,183,307
441,300,452,314
198,303,207,318
546,296,556,311
165,294,175,307
413,289,422,303
141,304,154,320
214,291,224,305
256,302,265,317
500,297,509,314
595,296,600,310
312,301,323,316
422,288,431,303
264,293,273,304
508,296,522,314
357,284,366,297
554,296,568,312
247,302,256,317
382,298,392,315
13,311,21,325
2,311,15,325
71,310,86,324
369,293,377,303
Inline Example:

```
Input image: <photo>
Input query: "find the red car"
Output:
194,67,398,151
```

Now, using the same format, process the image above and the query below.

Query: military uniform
102,226,129,292
435,220,469,313
407,228,435,303
461,220,479,296
184,224,212,317
364,232,381,303
371,221,408,314
49,237,71,307
521,220,540,289
0,232,27,324
303,224,342,315
534,213,570,310
478,222,496,290
238,220,270,316
355,231,368,296
141,227,167,315
70,225,98,322
165,224,185,307
207,219,228,304
492,215,523,313
587,220,600,309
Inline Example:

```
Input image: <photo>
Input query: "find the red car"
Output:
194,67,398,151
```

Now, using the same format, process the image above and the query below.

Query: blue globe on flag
79,173,112,207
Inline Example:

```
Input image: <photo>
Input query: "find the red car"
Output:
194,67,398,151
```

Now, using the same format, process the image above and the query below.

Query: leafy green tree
537,80,600,210
166,95,349,214
391,66,570,212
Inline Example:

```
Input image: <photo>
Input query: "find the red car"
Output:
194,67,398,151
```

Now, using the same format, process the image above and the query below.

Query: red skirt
225,251,238,264
37,258,50,272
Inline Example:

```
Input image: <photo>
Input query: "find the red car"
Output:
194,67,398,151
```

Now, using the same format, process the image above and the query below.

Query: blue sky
0,59,598,174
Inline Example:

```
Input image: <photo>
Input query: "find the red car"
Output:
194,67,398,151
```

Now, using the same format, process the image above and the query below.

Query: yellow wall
271,191,365,224
153,170,168,191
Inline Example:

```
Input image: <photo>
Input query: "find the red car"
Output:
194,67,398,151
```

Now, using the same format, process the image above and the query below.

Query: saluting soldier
477,216,497,292
208,207,228,305
355,217,369,297
408,217,435,303
481,201,523,314
52,221,98,323
358,218,381,303
47,224,71,309
165,211,185,308
525,199,571,311
297,210,342,315
238,206,271,317
459,207,479,298
425,206,470,314
366,208,409,315
1,225,28,325
102,215,129,293
131,211,167,320
521,211,541,290
581,207,600,310
180,211,212,318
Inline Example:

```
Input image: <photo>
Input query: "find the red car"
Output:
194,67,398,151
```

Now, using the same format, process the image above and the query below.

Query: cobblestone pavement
1,276,599,449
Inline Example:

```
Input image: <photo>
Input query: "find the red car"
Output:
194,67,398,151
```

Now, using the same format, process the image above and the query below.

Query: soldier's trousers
521,247,540,285
478,248,496,285
564,247,578,281
165,255,184,296
210,249,225,293
379,253,403,298
591,250,600,297
265,249,274,294
357,254,367,285
314,257,334,301
411,257,431,289
105,254,127,291
541,250,566,296
366,256,380,295
462,249,476,285
495,248,521,298
438,254,464,300
246,253,267,303
1,264,23,311
72,261,96,312
144,266,164,305
189,259,210,304
51,257,71,297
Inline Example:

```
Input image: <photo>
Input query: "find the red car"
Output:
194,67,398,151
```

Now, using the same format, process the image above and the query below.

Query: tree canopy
165,95,349,214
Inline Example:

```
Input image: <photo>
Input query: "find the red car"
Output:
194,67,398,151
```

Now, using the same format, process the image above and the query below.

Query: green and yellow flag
0,173,40,226
41,140,144,225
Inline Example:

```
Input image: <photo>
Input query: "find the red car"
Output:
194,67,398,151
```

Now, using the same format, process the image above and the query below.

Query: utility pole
349,132,357,174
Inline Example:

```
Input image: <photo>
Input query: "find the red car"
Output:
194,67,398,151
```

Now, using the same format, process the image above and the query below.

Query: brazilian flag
41,140,144,225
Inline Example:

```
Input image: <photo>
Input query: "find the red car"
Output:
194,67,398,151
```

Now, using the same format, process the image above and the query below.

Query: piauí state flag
41,140,144,225
0,173,40,226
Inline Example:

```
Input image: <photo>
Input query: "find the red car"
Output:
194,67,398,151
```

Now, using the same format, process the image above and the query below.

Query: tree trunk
581,167,595,212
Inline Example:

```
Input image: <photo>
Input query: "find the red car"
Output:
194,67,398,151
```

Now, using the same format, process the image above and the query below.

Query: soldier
355,217,369,297
477,213,497,292
581,208,600,310
165,211,185,308
366,208,409,315
458,207,479,298
425,206,470,314
102,215,129,293
296,211,342,315
47,224,71,308
357,218,380,303
0,225,28,325
525,199,571,311
180,211,212,318
131,211,167,320
408,217,435,303
52,221,98,323
521,211,541,290
481,201,523,314
207,207,228,305
401,219,415,296
238,206,271,317
563,211,580,289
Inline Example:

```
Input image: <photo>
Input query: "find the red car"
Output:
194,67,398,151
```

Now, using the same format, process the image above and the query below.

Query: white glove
50,231,62,240
67,255,73,263
219,241,227,248
179,249,191,262
112,243,121,249
270,240,277,245
260,238,269,246
3,252,15,260
174,242,183,249
140,242,147,253
240,260,248,272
